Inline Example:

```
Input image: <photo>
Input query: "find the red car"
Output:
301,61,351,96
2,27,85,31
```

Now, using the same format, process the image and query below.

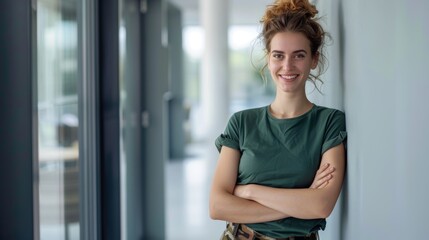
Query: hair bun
262,0,318,23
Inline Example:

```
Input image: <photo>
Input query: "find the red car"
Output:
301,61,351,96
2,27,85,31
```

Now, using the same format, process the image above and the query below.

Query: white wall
307,1,344,239
314,0,429,239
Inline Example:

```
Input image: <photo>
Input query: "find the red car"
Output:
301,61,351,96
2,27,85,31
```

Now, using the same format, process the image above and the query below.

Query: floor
166,141,225,240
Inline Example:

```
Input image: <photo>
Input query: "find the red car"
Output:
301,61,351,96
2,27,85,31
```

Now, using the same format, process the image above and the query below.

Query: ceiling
168,0,274,25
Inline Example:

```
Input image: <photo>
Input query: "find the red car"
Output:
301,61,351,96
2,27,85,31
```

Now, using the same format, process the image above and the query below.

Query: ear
311,51,319,69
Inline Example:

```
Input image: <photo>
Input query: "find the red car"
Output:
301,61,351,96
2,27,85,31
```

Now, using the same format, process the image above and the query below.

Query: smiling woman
268,32,319,96
209,0,347,239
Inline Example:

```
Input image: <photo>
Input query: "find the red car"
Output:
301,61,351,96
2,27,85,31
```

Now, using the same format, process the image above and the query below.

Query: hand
310,163,335,189
233,184,252,200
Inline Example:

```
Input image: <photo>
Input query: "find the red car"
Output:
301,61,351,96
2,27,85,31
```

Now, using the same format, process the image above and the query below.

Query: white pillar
200,0,230,142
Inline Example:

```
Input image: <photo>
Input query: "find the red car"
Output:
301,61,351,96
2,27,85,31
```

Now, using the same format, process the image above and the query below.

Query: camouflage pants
220,223,319,240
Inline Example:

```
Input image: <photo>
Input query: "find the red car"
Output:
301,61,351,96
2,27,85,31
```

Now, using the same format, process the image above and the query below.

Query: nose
282,56,294,70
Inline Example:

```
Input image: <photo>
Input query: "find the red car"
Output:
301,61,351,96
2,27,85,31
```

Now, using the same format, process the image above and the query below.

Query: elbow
209,189,233,220
311,189,340,219
209,198,223,220
317,207,333,219
315,201,335,219
209,203,218,220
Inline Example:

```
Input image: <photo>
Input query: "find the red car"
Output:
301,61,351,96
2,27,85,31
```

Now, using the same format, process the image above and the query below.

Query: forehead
270,32,311,52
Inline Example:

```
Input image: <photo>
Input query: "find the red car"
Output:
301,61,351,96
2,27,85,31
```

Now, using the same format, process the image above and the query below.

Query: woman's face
268,31,318,94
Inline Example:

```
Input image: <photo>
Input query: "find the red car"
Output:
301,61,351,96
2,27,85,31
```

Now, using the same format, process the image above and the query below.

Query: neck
270,92,313,119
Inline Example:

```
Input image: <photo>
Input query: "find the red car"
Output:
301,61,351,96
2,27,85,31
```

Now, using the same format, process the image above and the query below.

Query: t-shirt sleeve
321,110,347,154
215,113,241,152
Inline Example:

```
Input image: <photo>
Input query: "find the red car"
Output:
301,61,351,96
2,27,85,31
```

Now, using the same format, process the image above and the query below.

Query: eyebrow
271,49,308,54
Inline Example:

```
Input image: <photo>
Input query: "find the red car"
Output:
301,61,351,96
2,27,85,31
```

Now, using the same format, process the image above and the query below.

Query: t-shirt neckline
266,103,317,121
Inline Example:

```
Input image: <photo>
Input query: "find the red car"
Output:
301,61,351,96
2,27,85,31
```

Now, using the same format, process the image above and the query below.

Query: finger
316,164,332,177
316,167,335,180
320,166,335,175
311,172,327,189
315,174,333,188
311,165,335,189
317,181,329,189
317,163,330,174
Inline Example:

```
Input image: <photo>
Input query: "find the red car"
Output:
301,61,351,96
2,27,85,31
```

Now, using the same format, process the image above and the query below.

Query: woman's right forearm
209,190,289,223
210,146,287,223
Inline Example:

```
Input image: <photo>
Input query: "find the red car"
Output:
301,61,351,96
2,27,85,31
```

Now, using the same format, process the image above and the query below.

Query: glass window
119,0,143,239
36,0,81,239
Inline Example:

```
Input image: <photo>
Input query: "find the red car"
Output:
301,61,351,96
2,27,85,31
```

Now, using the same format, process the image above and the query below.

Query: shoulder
221,106,267,141
231,106,267,120
315,106,347,153
311,105,346,130
313,105,345,120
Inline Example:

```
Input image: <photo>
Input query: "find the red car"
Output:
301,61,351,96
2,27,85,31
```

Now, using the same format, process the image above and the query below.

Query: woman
209,0,347,239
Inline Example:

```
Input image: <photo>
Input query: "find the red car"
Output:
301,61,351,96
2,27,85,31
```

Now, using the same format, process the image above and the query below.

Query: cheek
267,62,275,73
269,66,280,77
268,60,280,72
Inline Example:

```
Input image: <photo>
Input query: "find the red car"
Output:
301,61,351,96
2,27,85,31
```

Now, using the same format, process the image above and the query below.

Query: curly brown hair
259,0,329,88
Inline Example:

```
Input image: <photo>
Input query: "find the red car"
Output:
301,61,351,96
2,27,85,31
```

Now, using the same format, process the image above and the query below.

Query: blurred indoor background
1,0,428,240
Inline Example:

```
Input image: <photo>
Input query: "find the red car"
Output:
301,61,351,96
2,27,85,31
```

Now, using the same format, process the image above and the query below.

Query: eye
271,53,284,60
295,53,306,59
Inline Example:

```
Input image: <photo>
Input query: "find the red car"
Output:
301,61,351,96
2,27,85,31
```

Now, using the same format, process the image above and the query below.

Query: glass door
36,0,81,239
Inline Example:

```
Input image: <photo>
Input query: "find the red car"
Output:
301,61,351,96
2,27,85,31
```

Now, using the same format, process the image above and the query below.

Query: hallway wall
336,0,429,239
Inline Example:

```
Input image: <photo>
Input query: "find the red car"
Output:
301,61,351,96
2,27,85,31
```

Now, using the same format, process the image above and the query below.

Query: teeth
282,74,298,79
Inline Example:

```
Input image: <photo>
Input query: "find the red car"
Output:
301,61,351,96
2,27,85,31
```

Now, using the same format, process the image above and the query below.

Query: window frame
78,0,101,239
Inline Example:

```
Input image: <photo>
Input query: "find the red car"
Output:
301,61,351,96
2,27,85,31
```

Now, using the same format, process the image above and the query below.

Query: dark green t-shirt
215,104,347,238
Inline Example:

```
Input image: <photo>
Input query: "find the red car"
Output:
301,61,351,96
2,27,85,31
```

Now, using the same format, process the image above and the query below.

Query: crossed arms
209,143,345,224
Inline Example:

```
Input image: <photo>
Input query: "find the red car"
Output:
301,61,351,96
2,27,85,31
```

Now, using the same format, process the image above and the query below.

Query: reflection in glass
36,0,80,239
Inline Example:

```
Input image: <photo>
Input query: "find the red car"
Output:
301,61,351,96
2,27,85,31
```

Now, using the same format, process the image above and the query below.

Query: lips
279,74,299,81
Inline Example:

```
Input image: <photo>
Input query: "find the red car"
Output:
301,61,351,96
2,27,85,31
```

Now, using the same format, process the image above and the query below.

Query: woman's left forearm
238,184,339,219
235,144,346,219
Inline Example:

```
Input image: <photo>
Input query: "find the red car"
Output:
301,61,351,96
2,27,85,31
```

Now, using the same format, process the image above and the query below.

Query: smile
280,74,299,80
